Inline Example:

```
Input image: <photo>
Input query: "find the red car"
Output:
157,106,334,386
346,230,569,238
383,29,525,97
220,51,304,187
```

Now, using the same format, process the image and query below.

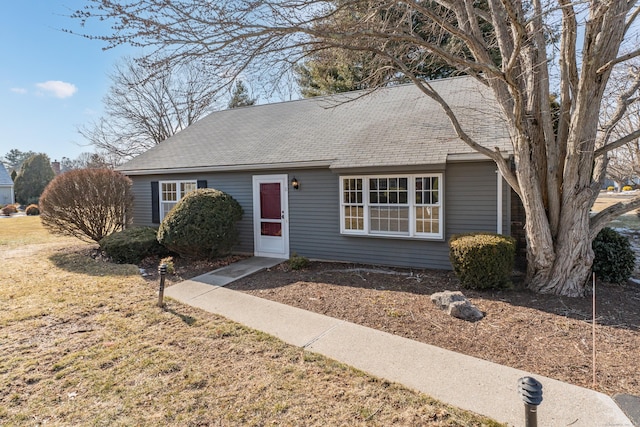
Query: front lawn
0,216,499,426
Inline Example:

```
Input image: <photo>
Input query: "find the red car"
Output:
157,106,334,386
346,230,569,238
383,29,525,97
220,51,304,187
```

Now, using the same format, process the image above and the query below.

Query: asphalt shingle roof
118,76,512,174
0,164,14,186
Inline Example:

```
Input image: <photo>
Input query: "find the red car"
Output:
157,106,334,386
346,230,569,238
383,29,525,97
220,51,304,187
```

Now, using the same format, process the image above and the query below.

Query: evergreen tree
227,81,256,108
13,154,55,205
1,149,36,171
295,0,498,98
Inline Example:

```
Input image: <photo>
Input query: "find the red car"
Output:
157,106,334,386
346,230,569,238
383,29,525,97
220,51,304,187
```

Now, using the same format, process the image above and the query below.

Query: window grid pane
160,181,197,220
415,176,440,235
162,183,177,202
416,206,440,233
370,207,409,234
369,178,408,206
162,202,177,218
181,182,197,196
343,178,364,231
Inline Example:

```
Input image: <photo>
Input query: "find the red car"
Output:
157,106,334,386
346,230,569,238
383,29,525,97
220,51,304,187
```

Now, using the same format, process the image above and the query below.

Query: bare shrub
1,204,17,216
25,204,40,215
40,169,133,242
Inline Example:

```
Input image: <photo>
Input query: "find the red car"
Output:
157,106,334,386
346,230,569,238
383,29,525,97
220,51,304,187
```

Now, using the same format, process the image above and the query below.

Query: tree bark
527,207,594,297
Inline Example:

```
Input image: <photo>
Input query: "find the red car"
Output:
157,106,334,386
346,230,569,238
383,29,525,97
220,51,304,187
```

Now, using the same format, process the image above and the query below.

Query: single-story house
0,163,15,205
118,76,517,270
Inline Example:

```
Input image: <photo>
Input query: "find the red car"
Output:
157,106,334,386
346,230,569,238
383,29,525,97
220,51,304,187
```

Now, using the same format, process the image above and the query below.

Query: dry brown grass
0,217,501,426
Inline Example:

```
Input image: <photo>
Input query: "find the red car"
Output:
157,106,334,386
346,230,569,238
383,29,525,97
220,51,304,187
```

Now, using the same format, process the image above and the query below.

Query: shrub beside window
449,233,516,290
622,185,633,192
157,188,243,259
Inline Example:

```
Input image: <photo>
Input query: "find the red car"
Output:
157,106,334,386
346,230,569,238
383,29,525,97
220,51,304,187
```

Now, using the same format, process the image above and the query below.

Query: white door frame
252,174,290,258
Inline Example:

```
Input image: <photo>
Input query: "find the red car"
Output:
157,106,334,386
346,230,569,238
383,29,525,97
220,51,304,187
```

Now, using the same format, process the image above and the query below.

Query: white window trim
340,173,444,239
159,179,197,220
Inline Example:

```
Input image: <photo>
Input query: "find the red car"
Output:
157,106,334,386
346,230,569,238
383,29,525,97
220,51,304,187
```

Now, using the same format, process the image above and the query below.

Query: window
160,180,197,220
342,178,364,232
340,174,443,239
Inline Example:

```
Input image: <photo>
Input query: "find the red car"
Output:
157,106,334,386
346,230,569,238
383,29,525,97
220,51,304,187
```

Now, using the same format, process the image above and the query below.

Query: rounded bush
157,188,243,259
622,185,633,192
25,204,40,216
99,226,169,264
592,227,635,285
607,186,615,192
1,204,17,216
449,233,516,290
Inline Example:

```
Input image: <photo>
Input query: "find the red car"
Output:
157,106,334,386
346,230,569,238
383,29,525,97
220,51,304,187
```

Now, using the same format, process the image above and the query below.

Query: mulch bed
148,256,640,397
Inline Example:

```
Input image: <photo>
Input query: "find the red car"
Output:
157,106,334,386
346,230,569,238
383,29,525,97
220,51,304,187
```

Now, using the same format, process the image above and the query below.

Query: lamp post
158,263,167,308
518,376,543,427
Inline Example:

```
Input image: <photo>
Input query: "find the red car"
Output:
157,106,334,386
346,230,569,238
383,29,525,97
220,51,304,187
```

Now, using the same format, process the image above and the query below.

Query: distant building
51,160,61,175
0,163,15,205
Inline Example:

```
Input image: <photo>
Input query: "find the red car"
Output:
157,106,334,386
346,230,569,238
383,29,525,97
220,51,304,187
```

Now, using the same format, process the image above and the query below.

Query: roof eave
119,160,334,176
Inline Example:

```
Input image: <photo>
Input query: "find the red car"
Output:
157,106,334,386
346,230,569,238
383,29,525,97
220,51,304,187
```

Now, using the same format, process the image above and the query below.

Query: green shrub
622,185,633,192
25,204,40,215
449,233,516,290
288,253,310,270
592,227,635,285
1,205,17,216
99,226,169,264
607,186,615,192
157,189,243,259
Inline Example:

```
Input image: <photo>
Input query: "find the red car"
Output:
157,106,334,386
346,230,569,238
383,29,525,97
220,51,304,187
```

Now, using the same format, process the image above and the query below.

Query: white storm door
253,175,289,258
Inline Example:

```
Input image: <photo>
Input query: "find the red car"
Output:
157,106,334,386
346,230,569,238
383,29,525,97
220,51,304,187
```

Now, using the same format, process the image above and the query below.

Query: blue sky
0,1,134,162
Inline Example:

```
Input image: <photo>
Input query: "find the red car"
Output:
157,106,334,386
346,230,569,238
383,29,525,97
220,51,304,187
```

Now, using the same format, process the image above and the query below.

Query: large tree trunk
526,207,594,297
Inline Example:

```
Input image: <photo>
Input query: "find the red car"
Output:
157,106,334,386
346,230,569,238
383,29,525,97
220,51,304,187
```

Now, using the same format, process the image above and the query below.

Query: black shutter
151,181,160,224
197,180,207,189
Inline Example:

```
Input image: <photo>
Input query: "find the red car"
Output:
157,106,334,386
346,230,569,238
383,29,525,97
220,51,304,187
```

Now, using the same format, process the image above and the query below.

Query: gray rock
431,291,484,322
430,290,467,309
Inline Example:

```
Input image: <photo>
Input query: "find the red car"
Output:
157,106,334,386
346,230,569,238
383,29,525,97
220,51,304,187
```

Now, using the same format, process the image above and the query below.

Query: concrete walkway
165,257,635,427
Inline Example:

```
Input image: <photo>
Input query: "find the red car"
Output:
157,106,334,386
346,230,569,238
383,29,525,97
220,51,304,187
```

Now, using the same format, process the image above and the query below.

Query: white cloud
10,87,27,94
36,80,78,99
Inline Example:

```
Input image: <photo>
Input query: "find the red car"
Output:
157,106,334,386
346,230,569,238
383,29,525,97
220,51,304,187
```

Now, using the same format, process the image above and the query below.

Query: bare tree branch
78,56,219,163
69,0,640,296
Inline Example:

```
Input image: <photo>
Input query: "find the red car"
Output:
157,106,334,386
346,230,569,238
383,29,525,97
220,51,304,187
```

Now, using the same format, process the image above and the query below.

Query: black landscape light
158,263,167,308
518,376,543,427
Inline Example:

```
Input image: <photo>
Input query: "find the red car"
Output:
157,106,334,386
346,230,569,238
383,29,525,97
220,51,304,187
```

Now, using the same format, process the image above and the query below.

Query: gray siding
128,160,506,270
0,186,13,205
129,172,255,254
446,161,501,236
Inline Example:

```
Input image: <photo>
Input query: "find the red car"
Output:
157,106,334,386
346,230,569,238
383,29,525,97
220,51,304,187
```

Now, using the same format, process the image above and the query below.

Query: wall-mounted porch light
291,177,300,190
